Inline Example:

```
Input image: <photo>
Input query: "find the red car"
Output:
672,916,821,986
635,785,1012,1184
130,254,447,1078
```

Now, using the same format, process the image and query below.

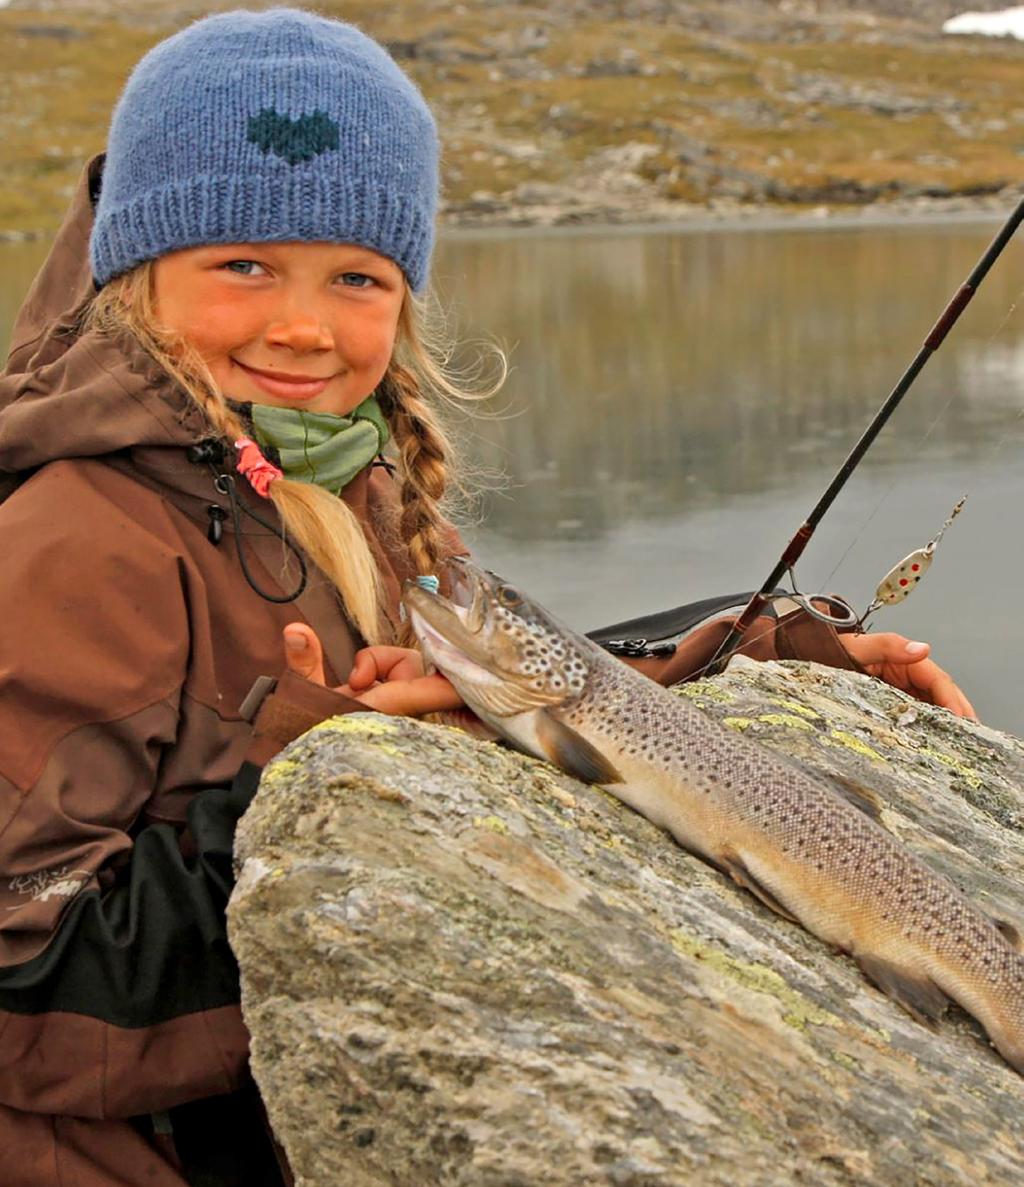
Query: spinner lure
860,496,967,626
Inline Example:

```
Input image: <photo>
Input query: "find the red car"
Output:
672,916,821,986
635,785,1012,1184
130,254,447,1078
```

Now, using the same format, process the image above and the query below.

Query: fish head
403,559,595,721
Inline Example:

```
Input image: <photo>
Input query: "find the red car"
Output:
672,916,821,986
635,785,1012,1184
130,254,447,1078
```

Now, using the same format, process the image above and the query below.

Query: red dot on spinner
899,578,909,587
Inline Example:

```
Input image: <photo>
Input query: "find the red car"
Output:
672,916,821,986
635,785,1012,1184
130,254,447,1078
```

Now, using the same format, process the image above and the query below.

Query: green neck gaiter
249,396,390,494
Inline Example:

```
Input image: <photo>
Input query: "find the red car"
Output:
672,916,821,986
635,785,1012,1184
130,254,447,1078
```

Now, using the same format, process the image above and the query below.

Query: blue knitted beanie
90,8,438,290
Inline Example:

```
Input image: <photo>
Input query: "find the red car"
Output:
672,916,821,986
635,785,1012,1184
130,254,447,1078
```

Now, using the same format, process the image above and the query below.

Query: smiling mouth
233,359,337,400
237,362,333,383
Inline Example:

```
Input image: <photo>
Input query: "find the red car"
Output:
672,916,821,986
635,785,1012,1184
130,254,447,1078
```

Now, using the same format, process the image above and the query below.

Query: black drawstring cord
212,472,308,604
186,438,306,603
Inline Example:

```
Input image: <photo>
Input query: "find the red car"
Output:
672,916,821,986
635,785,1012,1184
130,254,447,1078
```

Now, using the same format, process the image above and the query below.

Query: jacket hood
0,157,454,634
0,155,206,486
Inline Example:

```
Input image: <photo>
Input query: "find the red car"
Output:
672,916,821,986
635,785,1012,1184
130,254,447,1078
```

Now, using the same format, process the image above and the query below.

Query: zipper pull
207,504,227,545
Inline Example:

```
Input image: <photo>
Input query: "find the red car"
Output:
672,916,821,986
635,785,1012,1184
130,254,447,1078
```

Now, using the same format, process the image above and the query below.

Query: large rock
228,659,1024,1186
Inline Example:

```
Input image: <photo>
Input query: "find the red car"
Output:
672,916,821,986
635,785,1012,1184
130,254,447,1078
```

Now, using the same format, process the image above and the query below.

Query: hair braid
381,360,453,578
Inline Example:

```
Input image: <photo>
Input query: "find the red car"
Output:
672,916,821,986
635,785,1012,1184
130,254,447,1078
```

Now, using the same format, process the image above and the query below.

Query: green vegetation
2,0,1023,235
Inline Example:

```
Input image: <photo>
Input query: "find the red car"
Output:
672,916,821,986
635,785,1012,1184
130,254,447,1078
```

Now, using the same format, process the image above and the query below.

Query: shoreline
440,200,1017,242
3,196,1019,251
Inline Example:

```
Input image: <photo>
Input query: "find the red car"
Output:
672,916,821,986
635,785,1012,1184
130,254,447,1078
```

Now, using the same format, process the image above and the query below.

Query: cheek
177,296,260,359
347,312,401,377
153,272,257,361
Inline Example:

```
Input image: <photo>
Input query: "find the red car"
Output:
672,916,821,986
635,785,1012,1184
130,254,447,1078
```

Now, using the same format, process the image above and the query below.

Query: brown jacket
0,159,861,1187
0,158,445,1186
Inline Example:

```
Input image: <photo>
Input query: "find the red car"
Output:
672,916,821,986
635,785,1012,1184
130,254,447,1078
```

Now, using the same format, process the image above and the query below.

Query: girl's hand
345,645,428,691
839,632,977,720
283,624,465,718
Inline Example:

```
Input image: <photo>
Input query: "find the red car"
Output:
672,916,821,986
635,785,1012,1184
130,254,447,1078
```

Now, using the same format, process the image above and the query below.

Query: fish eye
498,585,522,608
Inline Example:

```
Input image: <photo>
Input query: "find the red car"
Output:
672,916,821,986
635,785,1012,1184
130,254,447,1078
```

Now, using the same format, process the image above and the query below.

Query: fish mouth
402,560,563,716
445,556,478,613
405,558,482,635
410,613,497,687
404,580,513,702
404,563,488,678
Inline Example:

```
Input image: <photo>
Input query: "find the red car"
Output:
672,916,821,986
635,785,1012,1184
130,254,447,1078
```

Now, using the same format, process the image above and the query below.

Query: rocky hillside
3,0,1024,235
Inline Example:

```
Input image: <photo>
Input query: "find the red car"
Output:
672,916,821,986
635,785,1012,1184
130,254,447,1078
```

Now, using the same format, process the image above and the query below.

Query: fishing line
813,282,1024,598
599,213,1024,682
678,283,1024,685
698,200,1024,678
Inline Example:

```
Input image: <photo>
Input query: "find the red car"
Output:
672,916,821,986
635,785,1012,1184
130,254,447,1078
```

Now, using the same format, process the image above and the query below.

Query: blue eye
223,260,265,276
341,272,375,288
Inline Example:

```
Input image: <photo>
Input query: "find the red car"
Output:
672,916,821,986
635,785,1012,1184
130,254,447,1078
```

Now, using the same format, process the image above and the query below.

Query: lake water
3,217,1024,734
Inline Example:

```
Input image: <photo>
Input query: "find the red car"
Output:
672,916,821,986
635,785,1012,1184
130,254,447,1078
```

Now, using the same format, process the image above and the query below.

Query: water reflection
4,220,1024,731
435,223,1024,541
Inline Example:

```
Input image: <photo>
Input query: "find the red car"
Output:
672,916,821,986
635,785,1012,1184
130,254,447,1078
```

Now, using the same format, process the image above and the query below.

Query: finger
918,668,957,711
283,623,326,685
963,698,979,722
359,674,465,717
928,677,977,720
348,647,425,690
366,646,425,681
842,632,930,668
845,634,978,721
347,650,382,692
902,660,977,720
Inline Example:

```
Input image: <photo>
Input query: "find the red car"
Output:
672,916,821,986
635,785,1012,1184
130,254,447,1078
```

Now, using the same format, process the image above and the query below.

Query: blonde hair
86,261,503,646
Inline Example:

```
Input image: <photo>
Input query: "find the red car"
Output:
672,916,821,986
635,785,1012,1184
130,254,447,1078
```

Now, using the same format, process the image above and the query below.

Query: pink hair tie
234,436,283,499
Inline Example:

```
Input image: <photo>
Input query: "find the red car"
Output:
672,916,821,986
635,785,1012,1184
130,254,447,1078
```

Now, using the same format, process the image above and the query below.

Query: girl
0,9,973,1186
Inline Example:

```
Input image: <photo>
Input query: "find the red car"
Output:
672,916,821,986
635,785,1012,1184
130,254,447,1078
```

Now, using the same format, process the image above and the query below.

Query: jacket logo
7,865,90,907
247,109,340,166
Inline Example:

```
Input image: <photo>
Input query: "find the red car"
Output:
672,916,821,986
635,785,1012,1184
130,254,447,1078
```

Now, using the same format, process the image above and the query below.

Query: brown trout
405,560,1024,1075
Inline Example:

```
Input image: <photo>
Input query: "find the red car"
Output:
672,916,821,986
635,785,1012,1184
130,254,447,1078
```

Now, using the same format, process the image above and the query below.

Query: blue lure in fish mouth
403,559,519,638
401,560,481,670
405,556,478,612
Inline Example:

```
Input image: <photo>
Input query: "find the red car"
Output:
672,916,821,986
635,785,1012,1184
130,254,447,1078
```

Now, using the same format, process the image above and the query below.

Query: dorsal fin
535,712,622,786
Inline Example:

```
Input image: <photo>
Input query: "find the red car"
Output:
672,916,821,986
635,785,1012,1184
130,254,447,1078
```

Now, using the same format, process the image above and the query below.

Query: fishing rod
703,194,1024,678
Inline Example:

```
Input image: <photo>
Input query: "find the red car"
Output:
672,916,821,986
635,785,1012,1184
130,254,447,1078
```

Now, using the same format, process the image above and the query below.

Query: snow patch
943,7,1024,39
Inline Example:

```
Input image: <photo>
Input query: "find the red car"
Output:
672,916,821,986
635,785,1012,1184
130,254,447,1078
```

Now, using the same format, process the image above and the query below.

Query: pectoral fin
719,850,800,923
535,712,623,786
824,773,884,823
857,954,950,1024
988,915,1024,951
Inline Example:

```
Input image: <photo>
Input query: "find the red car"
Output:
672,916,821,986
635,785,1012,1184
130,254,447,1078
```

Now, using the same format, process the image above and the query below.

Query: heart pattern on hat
247,108,340,165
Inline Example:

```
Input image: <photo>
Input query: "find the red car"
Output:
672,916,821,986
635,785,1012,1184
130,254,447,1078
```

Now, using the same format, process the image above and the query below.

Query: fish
404,559,1024,1076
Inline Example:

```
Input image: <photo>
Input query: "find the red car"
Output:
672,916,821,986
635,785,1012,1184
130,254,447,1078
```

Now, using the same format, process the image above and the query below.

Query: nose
264,311,334,354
